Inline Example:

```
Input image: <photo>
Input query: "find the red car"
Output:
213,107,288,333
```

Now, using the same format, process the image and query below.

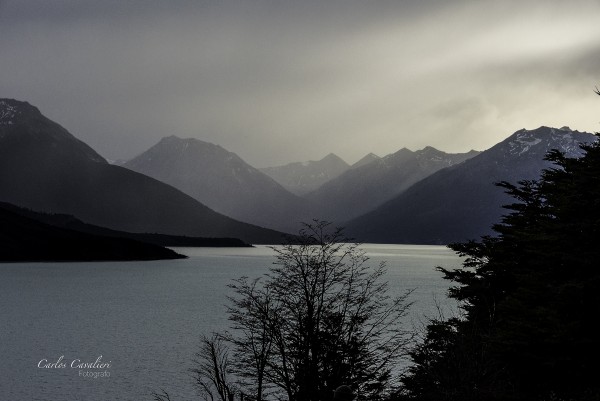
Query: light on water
0,245,462,400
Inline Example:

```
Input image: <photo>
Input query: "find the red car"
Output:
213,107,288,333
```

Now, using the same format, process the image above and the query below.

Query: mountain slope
345,126,597,244
123,136,311,232
0,202,185,261
260,153,350,195
351,153,380,169
0,99,286,244
306,146,479,223
0,201,251,248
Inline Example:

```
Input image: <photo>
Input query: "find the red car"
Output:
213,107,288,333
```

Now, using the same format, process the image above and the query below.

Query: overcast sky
1,1,599,166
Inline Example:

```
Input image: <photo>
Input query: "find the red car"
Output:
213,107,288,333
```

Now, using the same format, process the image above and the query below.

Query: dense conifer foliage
398,122,600,400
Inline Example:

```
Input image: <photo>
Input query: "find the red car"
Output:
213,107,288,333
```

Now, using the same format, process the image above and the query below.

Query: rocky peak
0,99,41,126
504,126,591,158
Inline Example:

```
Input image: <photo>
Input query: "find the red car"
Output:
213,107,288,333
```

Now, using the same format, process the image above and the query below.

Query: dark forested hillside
0,202,251,248
0,203,185,261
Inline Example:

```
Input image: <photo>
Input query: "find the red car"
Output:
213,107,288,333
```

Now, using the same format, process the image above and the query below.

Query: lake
0,244,462,401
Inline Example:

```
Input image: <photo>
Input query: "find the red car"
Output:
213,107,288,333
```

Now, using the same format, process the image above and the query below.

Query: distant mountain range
345,126,597,244
123,136,311,232
260,153,350,195
306,146,480,222
0,99,285,244
2,98,596,248
351,153,381,169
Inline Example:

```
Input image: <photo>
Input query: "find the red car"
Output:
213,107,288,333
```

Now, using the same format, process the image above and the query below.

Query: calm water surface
0,245,462,401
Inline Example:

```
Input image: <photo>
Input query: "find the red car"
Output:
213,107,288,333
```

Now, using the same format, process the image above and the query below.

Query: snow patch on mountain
511,133,542,155
0,100,18,125
506,127,588,158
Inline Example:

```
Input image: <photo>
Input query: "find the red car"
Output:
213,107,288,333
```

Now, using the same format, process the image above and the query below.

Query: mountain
351,153,380,169
0,99,286,244
123,136,311,232
306,146,479,223
345,126,597,244
0,202,185,261
260,153,350,196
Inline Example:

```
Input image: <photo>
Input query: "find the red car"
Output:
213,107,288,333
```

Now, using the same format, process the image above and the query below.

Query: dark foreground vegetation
397,129,600,398
0,202,185,261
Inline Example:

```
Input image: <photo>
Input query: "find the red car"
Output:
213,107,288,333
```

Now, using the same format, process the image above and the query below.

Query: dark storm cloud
1,0,599,166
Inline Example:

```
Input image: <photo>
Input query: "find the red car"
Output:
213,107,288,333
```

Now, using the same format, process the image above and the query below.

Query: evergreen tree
400,106,600,400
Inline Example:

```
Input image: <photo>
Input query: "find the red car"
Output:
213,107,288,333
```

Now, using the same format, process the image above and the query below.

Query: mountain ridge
124,135,312,232
260,153,350,196
306,145,480,223
0,98,287,244
351,153,380,169
345,126,597,244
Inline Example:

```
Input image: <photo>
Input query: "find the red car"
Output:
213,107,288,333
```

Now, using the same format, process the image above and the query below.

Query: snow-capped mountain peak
505,126,589,158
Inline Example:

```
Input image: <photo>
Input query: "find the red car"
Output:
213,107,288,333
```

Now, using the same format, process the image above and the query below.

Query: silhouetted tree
195,221,413,401
399,93,600,401
192,333,238,401
226,277,275,401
